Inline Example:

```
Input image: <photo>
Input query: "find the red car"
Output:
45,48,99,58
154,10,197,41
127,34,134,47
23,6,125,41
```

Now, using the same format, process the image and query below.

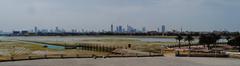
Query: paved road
0,57,239,66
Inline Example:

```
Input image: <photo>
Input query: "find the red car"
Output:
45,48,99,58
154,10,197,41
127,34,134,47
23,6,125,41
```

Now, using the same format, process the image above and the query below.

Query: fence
0,53,164,62
0,49,233,62
165,42,228,48
175,50,229,57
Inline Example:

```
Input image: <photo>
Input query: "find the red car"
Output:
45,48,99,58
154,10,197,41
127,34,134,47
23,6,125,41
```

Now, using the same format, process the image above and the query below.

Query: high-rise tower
162,25,166,36
111,24,114,32
34,26,38,33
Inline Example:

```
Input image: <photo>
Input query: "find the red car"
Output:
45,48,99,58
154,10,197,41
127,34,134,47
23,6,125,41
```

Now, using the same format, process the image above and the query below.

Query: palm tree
199,35,207,48
199,34,220,50
228,36,240,52
184,35,194,50
226,36,231,42
175,34,183,48
212,34,221,49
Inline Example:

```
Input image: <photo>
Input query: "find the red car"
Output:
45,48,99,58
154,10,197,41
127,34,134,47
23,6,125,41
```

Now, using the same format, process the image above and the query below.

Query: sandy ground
0,57,239,66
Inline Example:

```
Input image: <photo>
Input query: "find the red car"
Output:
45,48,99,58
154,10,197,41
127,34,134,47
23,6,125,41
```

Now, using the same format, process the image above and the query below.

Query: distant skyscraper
181,27,183,33
55,27,60,32
127,25,131,32
116,26,119,32
119,26,123,32
102,29,105,32
162,25,166,36
157,27,160,32
72,29,77,33
126,25,137,33
162,25,165,33
81,29,85,33
34,26,38,33
111,24,114,32
116,25,123,33
142,27,146,32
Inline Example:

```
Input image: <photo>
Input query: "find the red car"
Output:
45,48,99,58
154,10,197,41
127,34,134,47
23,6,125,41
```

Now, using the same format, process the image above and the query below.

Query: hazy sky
0,0,240,32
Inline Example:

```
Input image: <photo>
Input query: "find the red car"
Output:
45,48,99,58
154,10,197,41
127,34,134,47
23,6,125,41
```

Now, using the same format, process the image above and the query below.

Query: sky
0,0,240,32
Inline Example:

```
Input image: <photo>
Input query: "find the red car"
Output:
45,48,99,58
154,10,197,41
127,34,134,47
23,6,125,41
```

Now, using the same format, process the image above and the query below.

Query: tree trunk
238,46,240,52
178,40,181,49
213,43,216,49
188,41,191,50
207,44,210,50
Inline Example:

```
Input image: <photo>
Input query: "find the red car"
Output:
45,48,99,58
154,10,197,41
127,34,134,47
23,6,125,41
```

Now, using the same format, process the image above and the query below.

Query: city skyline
0,0,240,32
11,25,166,33
0,24,237,33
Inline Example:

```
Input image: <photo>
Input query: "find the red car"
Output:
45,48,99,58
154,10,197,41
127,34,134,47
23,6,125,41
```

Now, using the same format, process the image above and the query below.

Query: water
33,43,65,50
0,36,65,50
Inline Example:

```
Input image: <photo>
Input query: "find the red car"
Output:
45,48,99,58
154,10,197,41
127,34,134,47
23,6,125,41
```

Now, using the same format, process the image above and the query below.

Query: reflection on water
46,44,65,50
36,43,65,50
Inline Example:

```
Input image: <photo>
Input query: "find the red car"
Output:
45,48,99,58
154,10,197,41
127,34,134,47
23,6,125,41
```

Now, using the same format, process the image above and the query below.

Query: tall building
162,25,165,33
180,27,183,33
162,25,166,36
116,26,119,32
157,27,160,32
116,25,123,33
127,25,132,32
55,27,60,32
127,25,137,33
81,29,85,33
119,26,123,32
142,27,146,32
71,29,77,33
34,26,38,33
111,24,114,32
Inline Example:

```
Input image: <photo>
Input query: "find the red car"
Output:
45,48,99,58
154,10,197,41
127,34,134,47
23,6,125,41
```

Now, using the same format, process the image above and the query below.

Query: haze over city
0,0,240,32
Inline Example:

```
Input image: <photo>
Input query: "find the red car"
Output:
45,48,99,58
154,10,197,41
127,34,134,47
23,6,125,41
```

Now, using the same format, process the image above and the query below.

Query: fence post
149,52,151,56
44,54,47,59
10,56,14,61
76,54,79,58
28,56,32,60
60,54,64,58
128,44,131,48
176,51,180,56
92,54,97,59
136,53,138,57
188,50,191,57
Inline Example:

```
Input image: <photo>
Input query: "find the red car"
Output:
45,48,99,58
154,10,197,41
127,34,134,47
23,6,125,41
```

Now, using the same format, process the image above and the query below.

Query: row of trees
175,35,194,49
228,36,240,51
175,34,240,52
